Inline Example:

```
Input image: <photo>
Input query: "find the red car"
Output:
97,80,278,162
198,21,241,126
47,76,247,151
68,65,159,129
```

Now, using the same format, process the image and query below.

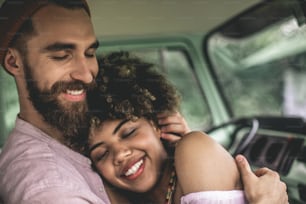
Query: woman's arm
174,131,242,195
174,131,289,204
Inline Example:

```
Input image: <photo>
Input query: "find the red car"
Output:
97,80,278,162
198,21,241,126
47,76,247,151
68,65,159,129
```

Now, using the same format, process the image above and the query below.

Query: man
0,0,288,204
0,1,109,203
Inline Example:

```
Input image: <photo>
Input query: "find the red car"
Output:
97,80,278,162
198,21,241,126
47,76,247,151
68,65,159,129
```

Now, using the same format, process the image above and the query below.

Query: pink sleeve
181,190,247,204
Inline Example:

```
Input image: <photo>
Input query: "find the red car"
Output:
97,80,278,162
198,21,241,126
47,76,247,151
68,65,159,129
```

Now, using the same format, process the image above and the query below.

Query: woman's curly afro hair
87,51,181,127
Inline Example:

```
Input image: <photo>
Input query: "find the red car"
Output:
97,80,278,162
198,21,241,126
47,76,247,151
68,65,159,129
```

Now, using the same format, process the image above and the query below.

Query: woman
85,52,246,204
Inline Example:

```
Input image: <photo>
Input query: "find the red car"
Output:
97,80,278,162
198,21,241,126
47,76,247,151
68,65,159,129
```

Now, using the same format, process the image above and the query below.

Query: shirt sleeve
21,187,107,204
180,190,247,204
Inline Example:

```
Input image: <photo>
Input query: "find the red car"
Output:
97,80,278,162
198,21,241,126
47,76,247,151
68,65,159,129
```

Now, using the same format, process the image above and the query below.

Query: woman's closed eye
93,150,109,162
121,128,136,139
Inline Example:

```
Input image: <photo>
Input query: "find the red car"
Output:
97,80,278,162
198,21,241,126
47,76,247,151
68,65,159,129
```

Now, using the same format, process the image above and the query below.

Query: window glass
0,67,19,147
208,17,306,119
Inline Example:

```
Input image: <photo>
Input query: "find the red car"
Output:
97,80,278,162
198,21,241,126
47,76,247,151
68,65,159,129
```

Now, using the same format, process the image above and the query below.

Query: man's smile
63,89,86,102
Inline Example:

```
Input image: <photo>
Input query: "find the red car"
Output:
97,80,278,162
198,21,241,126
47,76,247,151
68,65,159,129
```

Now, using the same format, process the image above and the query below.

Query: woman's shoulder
175,131,218,154
174,131,227,168
174,131,242,194
174,130,235,172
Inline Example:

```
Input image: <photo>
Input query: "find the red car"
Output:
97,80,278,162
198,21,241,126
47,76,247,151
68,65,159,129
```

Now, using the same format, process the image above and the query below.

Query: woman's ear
150,120,162,138
3,48,23,76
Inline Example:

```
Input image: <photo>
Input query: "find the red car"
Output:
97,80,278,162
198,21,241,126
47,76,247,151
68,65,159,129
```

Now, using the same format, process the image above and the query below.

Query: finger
157,111,180,119
157,112,191,134
254,167,279,179
161,125,191,137
158,115,182,126
254,167,272,177
235,154,257,185
279,181,288,204
160,133,182,143
160,123,184,133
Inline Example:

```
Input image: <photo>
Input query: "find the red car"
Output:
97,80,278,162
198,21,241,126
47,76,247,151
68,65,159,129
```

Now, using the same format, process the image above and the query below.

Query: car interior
0,0,306,203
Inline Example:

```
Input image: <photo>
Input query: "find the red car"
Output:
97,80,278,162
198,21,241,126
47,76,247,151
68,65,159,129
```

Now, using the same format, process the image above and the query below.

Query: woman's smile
122,158,145,180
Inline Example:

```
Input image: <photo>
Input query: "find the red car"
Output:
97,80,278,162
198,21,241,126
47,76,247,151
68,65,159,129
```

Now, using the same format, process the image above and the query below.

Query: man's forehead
28,5,96,49
32,4,90,27
0,0,91,66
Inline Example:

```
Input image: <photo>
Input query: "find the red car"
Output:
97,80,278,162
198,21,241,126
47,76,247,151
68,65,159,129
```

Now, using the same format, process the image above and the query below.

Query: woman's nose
113,146,132,166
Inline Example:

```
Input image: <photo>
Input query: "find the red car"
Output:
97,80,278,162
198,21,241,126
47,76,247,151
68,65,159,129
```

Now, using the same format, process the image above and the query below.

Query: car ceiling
87,0,261,38
0,0,261,37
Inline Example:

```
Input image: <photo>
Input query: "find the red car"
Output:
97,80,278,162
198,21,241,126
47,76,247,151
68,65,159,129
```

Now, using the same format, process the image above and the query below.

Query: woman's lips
122,158,145,180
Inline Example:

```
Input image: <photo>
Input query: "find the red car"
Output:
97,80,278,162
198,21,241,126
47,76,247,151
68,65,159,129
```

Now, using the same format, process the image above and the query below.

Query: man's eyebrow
113,119,130,135
90,40,100,49
42,40,99,52
43,42,76,52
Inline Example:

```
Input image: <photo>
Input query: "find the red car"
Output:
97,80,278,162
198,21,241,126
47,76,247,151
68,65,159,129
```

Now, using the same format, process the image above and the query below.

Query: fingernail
236,155,243,162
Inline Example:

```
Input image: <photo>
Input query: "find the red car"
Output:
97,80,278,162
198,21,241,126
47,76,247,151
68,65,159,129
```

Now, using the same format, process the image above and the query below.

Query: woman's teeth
125,159,143,176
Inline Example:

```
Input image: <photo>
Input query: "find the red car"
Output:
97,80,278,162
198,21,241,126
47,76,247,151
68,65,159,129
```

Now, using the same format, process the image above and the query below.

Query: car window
205,2,306,203
0,67,18,147
207,16,306,119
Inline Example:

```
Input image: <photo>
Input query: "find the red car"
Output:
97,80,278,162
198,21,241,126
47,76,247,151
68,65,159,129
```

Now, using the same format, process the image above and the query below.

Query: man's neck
18,111,65,145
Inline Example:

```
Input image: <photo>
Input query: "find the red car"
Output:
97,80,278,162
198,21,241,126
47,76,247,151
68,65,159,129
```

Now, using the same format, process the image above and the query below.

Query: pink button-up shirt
0,118,110,204
181,190,247,204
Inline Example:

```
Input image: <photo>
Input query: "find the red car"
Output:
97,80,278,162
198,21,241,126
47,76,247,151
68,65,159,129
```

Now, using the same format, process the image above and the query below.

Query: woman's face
89,118,168,192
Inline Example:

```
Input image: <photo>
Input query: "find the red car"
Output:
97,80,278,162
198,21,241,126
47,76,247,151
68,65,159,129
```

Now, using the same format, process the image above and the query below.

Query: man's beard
23,61,96,147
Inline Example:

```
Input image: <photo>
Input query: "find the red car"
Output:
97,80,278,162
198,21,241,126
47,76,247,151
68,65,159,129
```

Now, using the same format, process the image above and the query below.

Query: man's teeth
66,89,84,95
125,159,143,176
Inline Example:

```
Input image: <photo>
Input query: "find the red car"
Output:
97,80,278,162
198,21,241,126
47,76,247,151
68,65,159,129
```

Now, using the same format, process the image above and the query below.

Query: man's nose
70,56,97,83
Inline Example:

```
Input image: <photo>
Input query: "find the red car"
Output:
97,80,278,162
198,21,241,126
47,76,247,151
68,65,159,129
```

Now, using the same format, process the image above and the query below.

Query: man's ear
3,48,23,76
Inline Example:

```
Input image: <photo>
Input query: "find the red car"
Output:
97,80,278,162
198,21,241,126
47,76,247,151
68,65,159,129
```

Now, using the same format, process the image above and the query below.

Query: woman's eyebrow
113,119,130,135
89,141,104,154
89,119,130,154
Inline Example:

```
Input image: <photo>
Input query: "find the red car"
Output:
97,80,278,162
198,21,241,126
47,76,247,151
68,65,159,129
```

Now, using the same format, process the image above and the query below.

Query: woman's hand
157,111,191,143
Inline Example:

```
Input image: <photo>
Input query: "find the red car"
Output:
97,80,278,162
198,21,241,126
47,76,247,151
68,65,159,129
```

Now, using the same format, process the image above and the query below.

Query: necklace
165,165,177,204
